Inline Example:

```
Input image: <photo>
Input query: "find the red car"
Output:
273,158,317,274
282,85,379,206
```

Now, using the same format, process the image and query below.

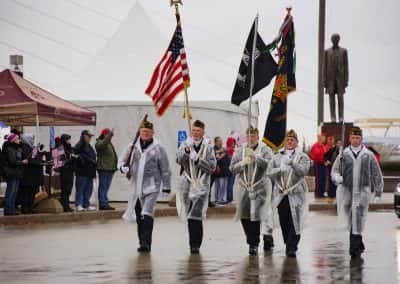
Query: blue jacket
74,137,97,178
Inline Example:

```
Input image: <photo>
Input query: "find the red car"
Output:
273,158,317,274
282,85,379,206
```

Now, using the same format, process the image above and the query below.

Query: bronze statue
323,34,349,123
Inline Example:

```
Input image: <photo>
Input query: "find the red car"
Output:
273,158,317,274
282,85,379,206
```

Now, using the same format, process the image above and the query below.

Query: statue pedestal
321,122,354,147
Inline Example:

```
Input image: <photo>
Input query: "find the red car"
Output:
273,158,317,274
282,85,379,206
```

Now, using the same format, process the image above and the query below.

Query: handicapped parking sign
177,130,187,148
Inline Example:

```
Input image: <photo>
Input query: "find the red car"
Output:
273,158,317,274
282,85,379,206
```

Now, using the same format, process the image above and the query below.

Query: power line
0,16,93,57
64,0,122,23
11,0,110,40
0,41,76,74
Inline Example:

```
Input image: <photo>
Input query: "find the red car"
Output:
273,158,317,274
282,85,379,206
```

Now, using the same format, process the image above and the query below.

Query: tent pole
35,114,40,145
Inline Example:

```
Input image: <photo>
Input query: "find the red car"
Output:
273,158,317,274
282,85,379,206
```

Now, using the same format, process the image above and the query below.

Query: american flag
145,25,190,116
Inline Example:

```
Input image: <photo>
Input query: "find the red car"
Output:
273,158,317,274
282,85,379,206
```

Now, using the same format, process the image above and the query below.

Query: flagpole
248,14,258,134
171,0,192,133
246,14,258,191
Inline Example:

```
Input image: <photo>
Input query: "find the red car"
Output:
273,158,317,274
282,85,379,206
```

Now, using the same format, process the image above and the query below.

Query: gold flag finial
286,6,292,15
170,0,182,6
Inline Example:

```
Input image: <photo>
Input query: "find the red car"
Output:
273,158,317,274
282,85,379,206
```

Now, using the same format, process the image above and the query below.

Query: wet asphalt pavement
0,211,399,284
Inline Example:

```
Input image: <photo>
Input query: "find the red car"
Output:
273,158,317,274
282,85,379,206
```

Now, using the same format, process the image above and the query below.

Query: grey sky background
0,0,399,143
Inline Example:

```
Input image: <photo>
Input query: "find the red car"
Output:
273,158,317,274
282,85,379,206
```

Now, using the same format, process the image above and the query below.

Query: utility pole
317,0,326,126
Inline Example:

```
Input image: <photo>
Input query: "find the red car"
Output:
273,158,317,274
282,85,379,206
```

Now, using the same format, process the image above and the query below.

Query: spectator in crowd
19,134,43,214
325,136,335,152
3,134,27,215
95,128,118,211
225,137,236,204
324,138,342,198
53,134,76,212
74,130,97,211
54,136,61,149
213,137,230,205
2,129,21,155
310,133,328,198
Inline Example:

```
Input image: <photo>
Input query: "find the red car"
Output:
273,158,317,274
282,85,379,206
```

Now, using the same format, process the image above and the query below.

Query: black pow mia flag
231,21,278,106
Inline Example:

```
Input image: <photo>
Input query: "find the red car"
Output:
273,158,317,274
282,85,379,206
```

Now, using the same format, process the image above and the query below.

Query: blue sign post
49,126,55,149
177,130,187,148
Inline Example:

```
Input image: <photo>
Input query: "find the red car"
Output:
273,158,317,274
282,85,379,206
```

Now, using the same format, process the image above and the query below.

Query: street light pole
317,0,326,127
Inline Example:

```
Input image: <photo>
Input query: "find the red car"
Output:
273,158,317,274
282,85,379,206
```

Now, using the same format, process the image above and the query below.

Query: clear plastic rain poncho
230,143,273,223
331,146,383,234
118,139,171,221
176,137,216,221
267,146,311,235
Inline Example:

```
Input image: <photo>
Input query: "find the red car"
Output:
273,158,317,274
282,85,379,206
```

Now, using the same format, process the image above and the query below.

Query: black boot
286,249,296,258
136,216,147,252
138,215,154,253
188,219,203,253
190,247,200,254
263,235,274,252
349,233,365,258
249,245,258,256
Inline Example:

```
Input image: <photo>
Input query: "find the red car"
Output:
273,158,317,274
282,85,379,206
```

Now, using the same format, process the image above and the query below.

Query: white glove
241,156,252,166
373,196,381,204
335,175,343,185
184,137,194,147
245,148,255,159
190,151,199,161
120,166,129,174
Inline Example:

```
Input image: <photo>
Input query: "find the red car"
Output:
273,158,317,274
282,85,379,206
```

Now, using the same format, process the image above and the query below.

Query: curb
0,203,394,227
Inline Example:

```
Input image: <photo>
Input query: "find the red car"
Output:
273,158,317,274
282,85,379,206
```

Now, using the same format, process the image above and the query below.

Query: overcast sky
1,0,399,143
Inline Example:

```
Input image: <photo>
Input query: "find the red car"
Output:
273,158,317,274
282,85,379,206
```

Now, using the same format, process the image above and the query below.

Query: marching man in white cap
119,119,171,253
267,129,310,258
332,126,383,258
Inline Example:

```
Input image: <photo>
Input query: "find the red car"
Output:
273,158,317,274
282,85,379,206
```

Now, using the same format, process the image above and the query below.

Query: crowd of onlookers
0,128,118,216
309,133,380,199
0,126,241,216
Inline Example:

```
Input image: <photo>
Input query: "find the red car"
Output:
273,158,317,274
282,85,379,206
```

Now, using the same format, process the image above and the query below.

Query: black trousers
350,230,365,256
135,200,154,248
60,170,74,210
327,167,337,198
188,219,203,249
19,185,38,214
240,219,261,246
278,196,300,252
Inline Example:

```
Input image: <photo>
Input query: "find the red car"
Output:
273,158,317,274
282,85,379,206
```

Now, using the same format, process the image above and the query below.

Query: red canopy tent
0,69,96,126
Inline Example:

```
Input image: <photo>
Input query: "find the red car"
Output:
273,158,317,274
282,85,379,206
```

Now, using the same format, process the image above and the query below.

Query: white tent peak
58,1,167,101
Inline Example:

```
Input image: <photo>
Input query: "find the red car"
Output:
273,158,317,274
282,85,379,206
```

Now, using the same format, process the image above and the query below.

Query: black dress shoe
263,235,274,252
190,247,200,254
64,207,74,212
286,250,296,258
137,246,151,253
249,246,258,256
99,206,115,211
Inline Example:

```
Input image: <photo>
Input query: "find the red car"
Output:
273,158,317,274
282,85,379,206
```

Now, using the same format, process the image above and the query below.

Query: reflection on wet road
0,212,398,283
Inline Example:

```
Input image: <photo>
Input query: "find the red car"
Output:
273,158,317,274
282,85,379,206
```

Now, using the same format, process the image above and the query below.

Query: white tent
58,2,170,101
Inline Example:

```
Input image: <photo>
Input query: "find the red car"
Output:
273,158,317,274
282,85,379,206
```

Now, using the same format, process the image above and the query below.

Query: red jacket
310,142,326,164
226,137,236,158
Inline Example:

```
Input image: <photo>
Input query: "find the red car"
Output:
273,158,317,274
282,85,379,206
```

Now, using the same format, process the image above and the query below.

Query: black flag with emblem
263,13,296,151
231,21,278,106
